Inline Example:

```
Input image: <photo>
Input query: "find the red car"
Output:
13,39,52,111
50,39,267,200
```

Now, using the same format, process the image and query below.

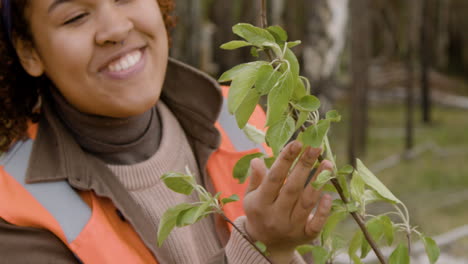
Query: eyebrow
48,0,73,14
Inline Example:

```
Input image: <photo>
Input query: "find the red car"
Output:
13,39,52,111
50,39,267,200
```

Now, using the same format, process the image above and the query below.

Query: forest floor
328,98,468,263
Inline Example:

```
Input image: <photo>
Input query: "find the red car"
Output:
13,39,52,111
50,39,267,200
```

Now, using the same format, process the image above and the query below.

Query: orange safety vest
0,87,271,264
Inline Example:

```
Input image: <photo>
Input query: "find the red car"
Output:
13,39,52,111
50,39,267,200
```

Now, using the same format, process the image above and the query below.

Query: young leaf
265,115,295,156
326,110,342,122
321,211,347,243
220,40,252,50
287,40,302,48
242,124,266,144
267,25,288,43
380,215,395,246
361,217,385,258
348,231,364,264
301,120,331,148
160,172,195,195
263,156,276,168
311,170,334,190
235,88,261,128
389,244,409,264
177,200,213,227
338,164,354,176
294,111,308,131
356,159,402,204
422,235,440,264
266,71,294,126
282,48,300,76
219,61,267,83
221,194,240,205
296,245,328,264
228,67,261,114
233,152,265,183
255,64,281,95
292,76,307,101
157,203,195,246
254,241,268,254
350,171,365,205
232,23,276,47
294,95,321,112
250,47,260,57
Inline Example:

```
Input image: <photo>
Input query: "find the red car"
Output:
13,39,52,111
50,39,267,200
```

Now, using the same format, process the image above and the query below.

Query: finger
275,147,321,214
245,158,267,194
257,141,302,204
305,194,332,238
291,160,333,222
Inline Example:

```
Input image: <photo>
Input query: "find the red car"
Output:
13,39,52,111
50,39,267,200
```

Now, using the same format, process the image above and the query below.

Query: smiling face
18,0,169,117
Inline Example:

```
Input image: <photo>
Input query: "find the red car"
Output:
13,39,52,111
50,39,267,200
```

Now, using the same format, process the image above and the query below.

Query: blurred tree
349,0,370,164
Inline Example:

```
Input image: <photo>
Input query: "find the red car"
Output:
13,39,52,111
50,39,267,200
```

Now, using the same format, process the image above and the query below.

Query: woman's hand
243,141,333,263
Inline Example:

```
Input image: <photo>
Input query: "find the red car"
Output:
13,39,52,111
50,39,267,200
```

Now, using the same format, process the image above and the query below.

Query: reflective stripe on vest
0,88,271,262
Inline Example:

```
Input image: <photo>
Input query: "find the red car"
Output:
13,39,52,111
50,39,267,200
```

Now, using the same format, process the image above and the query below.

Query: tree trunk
171,0,202,67
420,0,435,124
349,0,370,165
406,0,422,153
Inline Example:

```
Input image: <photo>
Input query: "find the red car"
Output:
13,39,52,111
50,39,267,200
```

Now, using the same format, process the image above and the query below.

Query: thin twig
221,214,273,264
260,0,274,61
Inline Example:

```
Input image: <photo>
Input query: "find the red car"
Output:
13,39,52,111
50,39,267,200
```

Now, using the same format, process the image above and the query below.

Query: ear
14,39,45,77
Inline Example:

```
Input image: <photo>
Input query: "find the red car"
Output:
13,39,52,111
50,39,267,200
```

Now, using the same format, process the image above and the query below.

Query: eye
63,13,88,25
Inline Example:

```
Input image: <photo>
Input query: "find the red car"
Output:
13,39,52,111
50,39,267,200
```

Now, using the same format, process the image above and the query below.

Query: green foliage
159,22,439,264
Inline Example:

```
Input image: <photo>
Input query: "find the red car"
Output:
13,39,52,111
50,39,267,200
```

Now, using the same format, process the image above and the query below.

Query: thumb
245,158,266,194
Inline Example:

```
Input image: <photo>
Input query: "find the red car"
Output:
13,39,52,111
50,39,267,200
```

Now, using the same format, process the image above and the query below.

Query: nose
95,7,133,46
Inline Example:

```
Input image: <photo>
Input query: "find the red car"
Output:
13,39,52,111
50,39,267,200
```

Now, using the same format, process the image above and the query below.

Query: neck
49,87,161,165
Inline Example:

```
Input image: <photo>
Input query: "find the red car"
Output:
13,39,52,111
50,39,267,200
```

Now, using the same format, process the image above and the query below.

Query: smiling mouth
107,49,143,73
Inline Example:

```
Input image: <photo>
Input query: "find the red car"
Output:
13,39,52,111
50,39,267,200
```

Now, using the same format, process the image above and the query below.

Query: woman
0,0,332,263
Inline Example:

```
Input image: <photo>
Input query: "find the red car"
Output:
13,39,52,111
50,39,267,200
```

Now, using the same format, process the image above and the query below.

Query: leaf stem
221,213,273,264
329,177,387,264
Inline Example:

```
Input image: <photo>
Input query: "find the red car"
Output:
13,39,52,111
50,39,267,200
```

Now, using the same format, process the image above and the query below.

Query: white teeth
107,50,142,72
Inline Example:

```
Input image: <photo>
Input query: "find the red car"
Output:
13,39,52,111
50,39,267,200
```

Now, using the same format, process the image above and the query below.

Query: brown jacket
0,58,228,263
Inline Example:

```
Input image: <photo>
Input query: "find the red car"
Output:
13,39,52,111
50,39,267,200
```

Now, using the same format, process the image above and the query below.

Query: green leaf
294,111,308,131
296,245,328,264
235,88,260,128
362,189,388,205
267,25,288,43
157,203,194,246
266,71,294,126
220,40,252,50
301,120,331,148
222,194,240,205
356,159,402,204
228,68,262,114
380,215,395,246
361,217,385,258
232,23,276,47
242,124,266,144
350,171,366,204
322,183,337,193
218,61,268,83
250,47,259,57
321,211,347,243
338,164,354,176
389,244,409,264
422,235,440,264
255,241,268,254
348,231,364,264
287,40,302,48
160,172,195,195
255,64,281,95
326,110,342,122
266,115,295,156
292,77,307,101
263,156,276,169
311,170,334,189
282,48,300,76
294,95,321,112
233,152,265,183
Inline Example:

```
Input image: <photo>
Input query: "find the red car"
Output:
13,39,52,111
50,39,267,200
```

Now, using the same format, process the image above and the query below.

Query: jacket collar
25,57,222,186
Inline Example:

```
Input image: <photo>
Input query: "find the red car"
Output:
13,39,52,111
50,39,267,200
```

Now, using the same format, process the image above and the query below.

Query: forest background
170,0,468,263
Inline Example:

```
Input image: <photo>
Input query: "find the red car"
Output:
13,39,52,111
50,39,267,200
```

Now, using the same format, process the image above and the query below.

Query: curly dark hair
0,0,176,152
